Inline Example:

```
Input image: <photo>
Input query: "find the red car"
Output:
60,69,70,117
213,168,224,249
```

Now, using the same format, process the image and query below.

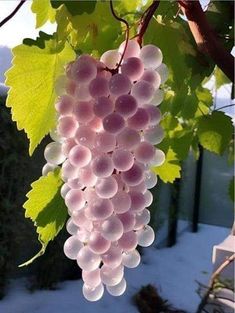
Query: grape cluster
42,40,167,301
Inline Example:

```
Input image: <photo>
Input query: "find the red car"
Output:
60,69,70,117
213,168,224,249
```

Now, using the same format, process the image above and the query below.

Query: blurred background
0,1,234,313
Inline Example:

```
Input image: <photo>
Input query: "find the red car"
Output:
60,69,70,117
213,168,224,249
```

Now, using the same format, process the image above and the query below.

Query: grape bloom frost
42,40,167,301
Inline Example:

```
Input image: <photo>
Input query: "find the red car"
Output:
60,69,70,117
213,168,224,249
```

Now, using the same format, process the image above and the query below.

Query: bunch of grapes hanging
42,38,168,301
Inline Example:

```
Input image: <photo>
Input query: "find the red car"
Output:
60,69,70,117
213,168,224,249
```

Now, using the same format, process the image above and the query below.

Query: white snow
0,223,230,313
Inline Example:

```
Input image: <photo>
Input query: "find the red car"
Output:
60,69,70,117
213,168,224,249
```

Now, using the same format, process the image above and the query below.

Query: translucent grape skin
121,57,144,81
118,39,140,59
83,283,104,302
115,94,137,118
106,278,126,297
139,44,163,69
109,74,132,96
100,50,121,69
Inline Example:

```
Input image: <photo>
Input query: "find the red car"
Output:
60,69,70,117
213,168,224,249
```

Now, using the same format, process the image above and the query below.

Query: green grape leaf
31,0,56,28
228,178,234,203
51,0,97,16
5,32,76,155
197,111,233,155
20,169,67,266
152,148,181,183
171,131,193,160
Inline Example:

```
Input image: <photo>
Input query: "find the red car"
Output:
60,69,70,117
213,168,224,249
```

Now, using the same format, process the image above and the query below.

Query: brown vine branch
0,0,26,28
178,0,234,83
137,0,160,46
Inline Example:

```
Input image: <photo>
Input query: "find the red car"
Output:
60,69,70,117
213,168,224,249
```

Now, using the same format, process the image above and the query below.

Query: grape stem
109,0,130,72
0,0,26,28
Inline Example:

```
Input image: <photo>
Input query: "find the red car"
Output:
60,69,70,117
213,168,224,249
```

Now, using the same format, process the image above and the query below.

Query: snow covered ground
0,223,230,313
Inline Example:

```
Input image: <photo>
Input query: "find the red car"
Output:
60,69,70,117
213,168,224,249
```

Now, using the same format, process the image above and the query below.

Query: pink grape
140,69,161,89
65,79,77,96
63,235,83,260
95,131,116,153
143,104,161,126
95,177,118,199
61,159,78,181
112,149,134,172
44,142,66,165
134,209,151,230
111,191,131,214
72,209,88,227
100,49,121,69
118,211,135,232
69,145,91,168
131,80,155,104
139,44,163,69
89,77,109,98
57,116,78,138
106,278,126,296
88,231,111,254
60,183,70,199
79,166,97,187
144,190,153,207
121,57,144,81
91,154,114,178
75,125,96,148
127,108,150,131
150,149,165,166
100,265,124,286
84,187,96,202
71,57,97,83
77,246,101,271
156,63,168,84
115,94,137,118
62,138,76,157
122,250,140,268
67,178,84,190
136,225,155,247
118,39,140,59
82,283,104,302
75,84,92,101
96,61,112,79
134,141,155,163
102,245,122,268
103,112,125,134
65,189,85,212
118,231,138,251
145,170,158,189
88,198,113,221
77,229,91,242
129,191,146,212
94,97,114,118
101,216,124,241
121,163,144,186
109,74,131,96
88,116,103,132
66,218,79,235
73,100,94,123
55,95,74,115
117,127,141,150
82,269,101,288
128,181,147,193
143,125,164,144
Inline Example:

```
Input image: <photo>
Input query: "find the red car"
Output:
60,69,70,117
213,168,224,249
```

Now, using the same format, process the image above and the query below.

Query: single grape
42,163,57,176
102,245,122,268
118,39,140,59
65,189,85,212
118,211,135,233
100,49,121,69
62,138,76,157
140,69,161,89
61,160,78,181
134,209,151,230
129,191,146,212
57,116,78,138
82,283,104,302
95,131,116,153
128,181,147,193
144,190,153,207
100,265,124,286
55,95,74,115
115,94,137,118
136,225,155,247
82,268,101,288
122,250,140,268
91,154,114,178
106,278,126,297
75,125,96,148
72,209,88,227
143,125,164,144
84,187,96,202
71,57,97,83
121,57,144,81
145,170,158,189
156,63,168,84
131,80,155,104
149,149,165,166
95,177,118,199
121,163,144,186
60,183,70,199
127,108,150,131
75,84,92,101
143,104,161,126
134,141,155,163
88,116,103,132
78,166,97,187
63,235,83,260
150,89,164,106
89,77,109,98
103,112,125,134
88,231,111,254
112,149,134,172
44,142,66,165
77,246,101,271
109,74,131,96
77,228,91,242
111,191,131,214
117,127,141,150
73,100,94,123
118,231,138,251
88,198,113,221
50,128,62,143
94,96,114,118
69,145,91,168
139,44,163,69
67,178,84,190
66,218,79,235
101,216,124,241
